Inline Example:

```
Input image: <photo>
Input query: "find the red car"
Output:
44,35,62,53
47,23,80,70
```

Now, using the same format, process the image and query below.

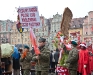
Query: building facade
69,28,83,42
83,11,93,44
0,20,14,44
35,15,51,46
69,18,84,42
49,13,62,50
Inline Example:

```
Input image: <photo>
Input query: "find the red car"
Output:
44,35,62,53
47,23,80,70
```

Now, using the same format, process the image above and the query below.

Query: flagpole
29,28,32,49
21,33,23,49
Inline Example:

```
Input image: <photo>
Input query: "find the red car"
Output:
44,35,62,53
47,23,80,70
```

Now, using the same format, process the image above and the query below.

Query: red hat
80,42,86,47
82,42,86,45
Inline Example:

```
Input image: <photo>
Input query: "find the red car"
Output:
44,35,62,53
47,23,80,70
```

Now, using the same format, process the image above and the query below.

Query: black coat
0,67,2,75
54,50,59,63
13,53,20,69
1,58,11,65
31,48,35,56
50,52,52,63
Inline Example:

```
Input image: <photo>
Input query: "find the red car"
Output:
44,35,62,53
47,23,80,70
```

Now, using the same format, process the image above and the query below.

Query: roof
70,18,84,29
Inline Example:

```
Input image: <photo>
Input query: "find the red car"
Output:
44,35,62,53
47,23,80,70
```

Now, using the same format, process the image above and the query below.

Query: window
15,39,16,43
25,38,27,41
25,33,27,36
12,39,13,43
18,34,20,37
6,39,8,43
90,18,93,21
91,31,93,34
78,20,81,22
36,29,38,32
55,30,56,32
27,29,28,31
18,39,20,42
85,32,88,35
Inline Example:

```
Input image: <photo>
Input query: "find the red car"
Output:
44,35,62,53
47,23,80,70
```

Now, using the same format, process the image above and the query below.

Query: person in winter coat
51,50,56,73
66,41,79,75
18,48,23,75
0,67,2,75
49,50,53,73
31,47,35,75
12,47,21,75
77,43,89,75
13,55,20,75
32,38,50,75
20,46,32,75
87,44,93,75
54,48,59,68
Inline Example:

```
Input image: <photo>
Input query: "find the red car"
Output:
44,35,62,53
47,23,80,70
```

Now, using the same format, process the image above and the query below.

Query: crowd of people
0,37,93,75
0,37,50,75
49,40,93,75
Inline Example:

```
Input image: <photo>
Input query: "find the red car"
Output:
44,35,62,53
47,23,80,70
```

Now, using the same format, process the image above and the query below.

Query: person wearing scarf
12,47,20,75
20,45,32,75
77,43,89,75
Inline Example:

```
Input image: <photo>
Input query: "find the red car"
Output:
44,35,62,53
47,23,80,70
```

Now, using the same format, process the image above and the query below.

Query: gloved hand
84,65,87,68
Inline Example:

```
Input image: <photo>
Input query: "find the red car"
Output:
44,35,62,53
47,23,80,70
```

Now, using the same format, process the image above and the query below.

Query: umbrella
12,47,20,59
1,43,14,58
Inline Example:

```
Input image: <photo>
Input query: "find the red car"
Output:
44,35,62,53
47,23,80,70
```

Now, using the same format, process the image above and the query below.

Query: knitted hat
38,38,46,42
71,41,77,45
24,45,30,49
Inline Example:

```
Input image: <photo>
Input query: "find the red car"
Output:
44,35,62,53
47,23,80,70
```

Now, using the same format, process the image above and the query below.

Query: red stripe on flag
30,28,40,55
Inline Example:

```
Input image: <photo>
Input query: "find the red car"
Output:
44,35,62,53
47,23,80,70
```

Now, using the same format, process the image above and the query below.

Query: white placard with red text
56,66,69,75
18,6,42,28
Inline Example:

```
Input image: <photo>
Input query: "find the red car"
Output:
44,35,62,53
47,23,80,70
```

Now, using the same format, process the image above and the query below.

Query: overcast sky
0,0,93,21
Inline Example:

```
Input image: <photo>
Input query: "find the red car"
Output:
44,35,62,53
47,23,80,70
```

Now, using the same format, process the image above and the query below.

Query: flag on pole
30,28,40,55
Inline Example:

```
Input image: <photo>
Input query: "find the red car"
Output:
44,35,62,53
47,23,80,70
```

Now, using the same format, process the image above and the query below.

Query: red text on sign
30,13,35,17
29,22,40,26
18,7,37,13
21,13,29,17
22,22,40,27
22,18,36,22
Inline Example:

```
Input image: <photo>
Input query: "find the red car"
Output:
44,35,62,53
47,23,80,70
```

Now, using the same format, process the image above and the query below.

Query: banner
18,6,42,28
56,66,69,75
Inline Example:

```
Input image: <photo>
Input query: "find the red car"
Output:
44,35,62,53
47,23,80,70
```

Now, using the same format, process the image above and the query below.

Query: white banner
18,6,42,28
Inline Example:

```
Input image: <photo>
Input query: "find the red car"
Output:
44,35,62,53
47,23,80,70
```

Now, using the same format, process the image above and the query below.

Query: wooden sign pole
21,33,23,49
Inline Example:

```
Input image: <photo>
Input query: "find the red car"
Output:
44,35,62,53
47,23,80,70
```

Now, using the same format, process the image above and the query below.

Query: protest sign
18,6,41,28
